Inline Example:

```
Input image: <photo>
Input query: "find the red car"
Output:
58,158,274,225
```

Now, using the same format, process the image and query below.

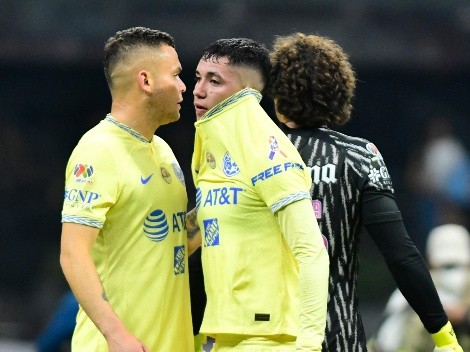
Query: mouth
194,104,207,117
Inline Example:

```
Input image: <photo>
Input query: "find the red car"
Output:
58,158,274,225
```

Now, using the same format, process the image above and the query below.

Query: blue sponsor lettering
174,245,185,275
64,188,100,203
203,187,243,207
283,161,304,171
251,162,304,186
172,211,186,232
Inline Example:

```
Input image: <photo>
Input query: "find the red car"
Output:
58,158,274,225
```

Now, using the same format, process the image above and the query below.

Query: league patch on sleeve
73,163,94,184
365,143,393,190
366,143,383,160
268,136,287,160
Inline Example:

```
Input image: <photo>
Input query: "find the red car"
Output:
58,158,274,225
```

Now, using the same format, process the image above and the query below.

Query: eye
210,78,220,85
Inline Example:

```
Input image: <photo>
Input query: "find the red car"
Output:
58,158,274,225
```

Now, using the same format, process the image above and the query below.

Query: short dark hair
104,27,175,87
269,33,356,128
200,38,271,94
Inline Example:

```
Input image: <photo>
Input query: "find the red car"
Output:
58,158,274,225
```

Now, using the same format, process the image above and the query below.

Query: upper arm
60,222,100,260
276,198,325,260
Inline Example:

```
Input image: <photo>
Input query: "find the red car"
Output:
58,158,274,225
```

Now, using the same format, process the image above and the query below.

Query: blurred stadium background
1,0,469,349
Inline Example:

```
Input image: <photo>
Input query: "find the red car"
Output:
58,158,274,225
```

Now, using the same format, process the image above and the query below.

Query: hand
431,321,463,352
106,329,150,352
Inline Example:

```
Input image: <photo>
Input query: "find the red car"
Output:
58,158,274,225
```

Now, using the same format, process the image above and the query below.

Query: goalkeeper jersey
192,89,318,337
282,125,393,352
282,125,449,352
62,115,193,352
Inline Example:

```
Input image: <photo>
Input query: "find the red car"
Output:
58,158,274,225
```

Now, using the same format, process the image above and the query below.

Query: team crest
160,166,172,184
268,136,287,160
222,152,240,177
171,162,185,185
206,151,216,169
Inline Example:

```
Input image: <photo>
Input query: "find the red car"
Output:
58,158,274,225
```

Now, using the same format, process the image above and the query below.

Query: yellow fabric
192,88,324,340
275,199,329,350
62,116,193,351
195,333,208,352
432,321,463,352
214,335,295,351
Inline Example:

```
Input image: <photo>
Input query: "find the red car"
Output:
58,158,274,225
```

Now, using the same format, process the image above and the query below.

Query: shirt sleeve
247,132,312,213
363,189,448,333
62,140,119,228
275,198,329,350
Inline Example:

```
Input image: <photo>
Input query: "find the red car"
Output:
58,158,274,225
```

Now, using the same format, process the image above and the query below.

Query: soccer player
268,32,463,352
60,27,194,352
191,38,329,351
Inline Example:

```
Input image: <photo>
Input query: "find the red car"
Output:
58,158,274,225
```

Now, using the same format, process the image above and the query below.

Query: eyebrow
195,70,223,79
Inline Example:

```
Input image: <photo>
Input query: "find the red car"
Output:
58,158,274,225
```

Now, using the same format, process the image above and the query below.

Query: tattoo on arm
186,208,200,239
102,291,108,301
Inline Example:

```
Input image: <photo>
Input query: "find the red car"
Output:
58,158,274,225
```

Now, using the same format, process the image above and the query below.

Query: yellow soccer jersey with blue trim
192,89,312,337
62,115,193,352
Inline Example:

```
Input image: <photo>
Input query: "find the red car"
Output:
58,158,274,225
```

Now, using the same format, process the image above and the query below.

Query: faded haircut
200,38,271,94
104,27,175,88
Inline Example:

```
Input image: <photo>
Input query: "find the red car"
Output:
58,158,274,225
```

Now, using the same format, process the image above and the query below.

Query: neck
283,120,300,128
110,102,156,141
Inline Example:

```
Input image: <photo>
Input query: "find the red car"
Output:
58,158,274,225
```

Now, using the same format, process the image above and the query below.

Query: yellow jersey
62,115,193,351
192,89,312,337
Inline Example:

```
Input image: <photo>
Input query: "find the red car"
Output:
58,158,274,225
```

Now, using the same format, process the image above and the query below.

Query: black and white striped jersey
283,125,394,352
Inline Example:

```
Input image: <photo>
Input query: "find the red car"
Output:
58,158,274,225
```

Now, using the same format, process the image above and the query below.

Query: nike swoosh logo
141,174,153,184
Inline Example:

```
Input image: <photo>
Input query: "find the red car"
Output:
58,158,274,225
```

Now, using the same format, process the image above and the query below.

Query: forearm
276,199,329,350
366,220,447,333
60,223,126,339
363,194,448,332
186,207,202,255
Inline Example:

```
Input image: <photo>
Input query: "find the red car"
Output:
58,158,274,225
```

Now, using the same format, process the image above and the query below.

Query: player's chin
161,112,181,126
172,108,181,119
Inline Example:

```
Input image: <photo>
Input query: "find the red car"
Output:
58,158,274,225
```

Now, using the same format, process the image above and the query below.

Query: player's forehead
153,45,181,71
195,56,238,78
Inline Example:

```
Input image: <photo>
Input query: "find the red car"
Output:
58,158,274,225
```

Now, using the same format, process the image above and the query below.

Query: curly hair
269,33,356,128
103,27,175,87
200,38,271,94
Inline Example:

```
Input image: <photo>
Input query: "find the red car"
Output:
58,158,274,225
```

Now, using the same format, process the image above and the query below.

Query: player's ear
137,70,152,93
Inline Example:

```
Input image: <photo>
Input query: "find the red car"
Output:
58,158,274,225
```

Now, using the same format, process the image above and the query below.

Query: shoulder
78,120,117,144
68,122,123,172
152,135,177,156
152,134,169,147
321,128,372,150
322,129,386,162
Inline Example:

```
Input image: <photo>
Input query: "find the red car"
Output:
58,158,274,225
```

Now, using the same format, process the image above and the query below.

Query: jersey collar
104,114,149,143
200,88,262,121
